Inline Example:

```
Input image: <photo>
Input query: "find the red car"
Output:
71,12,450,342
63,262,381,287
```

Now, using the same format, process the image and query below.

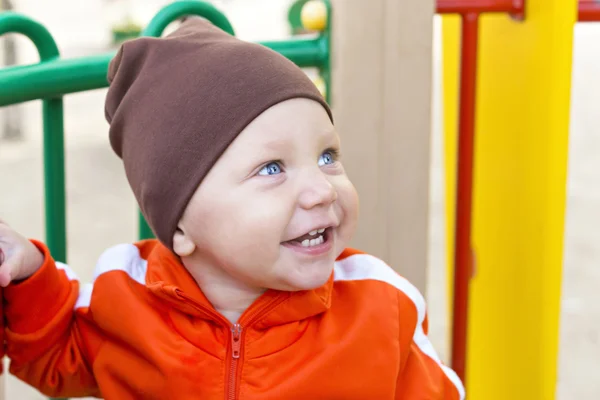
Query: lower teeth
301,235,324,247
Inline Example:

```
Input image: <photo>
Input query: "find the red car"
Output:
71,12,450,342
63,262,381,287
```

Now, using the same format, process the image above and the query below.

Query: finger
0,257,16,287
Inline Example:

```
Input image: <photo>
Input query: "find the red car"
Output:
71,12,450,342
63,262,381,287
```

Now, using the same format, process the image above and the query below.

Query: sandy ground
0,1,599,399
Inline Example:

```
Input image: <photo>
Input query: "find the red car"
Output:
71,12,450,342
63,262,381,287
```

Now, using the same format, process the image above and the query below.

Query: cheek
334,177,359,239
192,191,292,264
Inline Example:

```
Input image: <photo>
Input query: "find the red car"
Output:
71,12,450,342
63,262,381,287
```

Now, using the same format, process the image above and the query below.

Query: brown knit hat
105,17,332,250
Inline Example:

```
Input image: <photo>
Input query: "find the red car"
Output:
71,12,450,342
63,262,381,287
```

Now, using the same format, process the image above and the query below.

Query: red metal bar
579,0,600,21
436,0,522,14
437,0,600,21
451,12,479,385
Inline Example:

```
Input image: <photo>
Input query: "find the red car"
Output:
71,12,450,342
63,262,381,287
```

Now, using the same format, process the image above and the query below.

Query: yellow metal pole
442,0,577,398
442,14,460,328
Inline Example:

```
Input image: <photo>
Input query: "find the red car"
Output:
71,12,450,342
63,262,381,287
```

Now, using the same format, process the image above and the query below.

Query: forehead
229,98,337,150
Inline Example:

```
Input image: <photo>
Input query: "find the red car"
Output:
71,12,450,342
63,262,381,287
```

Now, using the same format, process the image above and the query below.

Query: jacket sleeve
3,240,103,398
395,291,465,400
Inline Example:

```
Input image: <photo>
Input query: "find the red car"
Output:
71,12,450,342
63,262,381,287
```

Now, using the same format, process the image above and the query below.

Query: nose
297,168,338,210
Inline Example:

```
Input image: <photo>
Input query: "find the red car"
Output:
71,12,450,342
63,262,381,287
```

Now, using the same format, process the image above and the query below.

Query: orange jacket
4,239,464,400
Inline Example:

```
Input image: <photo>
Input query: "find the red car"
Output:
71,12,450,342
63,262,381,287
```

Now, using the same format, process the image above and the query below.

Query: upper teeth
302,235,324,247
309,228,326,236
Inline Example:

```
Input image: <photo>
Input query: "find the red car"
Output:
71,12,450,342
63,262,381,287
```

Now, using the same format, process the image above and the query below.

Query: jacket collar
142,241,333,329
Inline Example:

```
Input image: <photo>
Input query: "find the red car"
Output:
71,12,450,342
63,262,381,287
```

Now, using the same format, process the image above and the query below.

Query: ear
172,224,196,257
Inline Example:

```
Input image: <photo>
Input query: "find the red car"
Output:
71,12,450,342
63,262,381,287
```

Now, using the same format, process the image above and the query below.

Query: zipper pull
231,323,242,359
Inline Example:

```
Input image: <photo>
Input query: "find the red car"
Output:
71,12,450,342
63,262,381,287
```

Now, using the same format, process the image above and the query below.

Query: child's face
174,98,358,292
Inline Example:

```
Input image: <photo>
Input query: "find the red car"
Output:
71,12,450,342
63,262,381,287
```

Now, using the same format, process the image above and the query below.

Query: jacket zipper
227,323,243,400
224,297,288,400
174,289,288,400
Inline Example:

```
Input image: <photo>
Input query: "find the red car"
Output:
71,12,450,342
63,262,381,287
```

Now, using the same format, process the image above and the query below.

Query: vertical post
450,12,479,383
43,98,67,263
442,0,577,398
330,0,435,290
138,210,153,240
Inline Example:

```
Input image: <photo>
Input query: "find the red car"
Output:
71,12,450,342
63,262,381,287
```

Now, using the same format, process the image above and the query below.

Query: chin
284,267,333,292
274,241,338,291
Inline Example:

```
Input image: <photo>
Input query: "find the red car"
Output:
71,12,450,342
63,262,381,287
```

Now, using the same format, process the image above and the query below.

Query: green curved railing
0,13,66,263
0,1,330,397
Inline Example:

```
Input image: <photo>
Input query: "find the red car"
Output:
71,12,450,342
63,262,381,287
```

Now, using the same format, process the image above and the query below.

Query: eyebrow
320,127,340,147
249,126,338,158
244,139,289,165
261,138,289,152
321,126,339,141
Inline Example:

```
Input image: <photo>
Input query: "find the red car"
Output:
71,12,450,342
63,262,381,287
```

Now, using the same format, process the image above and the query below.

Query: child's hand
0,219,44,287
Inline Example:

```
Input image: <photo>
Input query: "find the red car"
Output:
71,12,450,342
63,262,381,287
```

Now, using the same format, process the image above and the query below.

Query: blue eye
258,162,282,176
318,151,335,166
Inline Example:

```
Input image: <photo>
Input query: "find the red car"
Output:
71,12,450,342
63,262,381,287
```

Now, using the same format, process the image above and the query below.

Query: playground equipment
300,0,327,31
437,0,526,385
440,0,599,399
579,0,600,21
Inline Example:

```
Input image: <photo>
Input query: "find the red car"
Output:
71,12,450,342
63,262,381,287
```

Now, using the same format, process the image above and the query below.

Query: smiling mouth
290,228,328,247
282,227,333,250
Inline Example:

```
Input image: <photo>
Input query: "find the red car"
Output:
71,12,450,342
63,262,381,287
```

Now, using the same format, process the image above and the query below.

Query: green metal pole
142,0,235,36
0,35,325,106
138,209,154,240
0,12,66,264
42,98,66,263
261,36,327,67
0,54,111,106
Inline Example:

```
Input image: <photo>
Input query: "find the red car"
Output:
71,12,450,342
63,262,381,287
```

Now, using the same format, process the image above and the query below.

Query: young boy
0,17,464,399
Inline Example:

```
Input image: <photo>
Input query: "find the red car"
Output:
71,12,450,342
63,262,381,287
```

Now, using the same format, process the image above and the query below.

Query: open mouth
283,227,332,252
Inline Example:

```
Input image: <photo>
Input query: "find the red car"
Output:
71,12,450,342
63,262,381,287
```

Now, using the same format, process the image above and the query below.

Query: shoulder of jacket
334,249,426,324
74,241,151,310
91,240,154,285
